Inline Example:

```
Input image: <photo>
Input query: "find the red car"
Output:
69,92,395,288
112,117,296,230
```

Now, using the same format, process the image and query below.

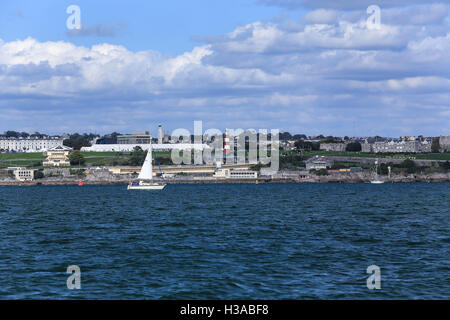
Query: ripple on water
0,183,448,299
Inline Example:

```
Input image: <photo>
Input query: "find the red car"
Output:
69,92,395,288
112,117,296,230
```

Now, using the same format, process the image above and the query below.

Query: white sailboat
127,145,166,190
370,160,385,184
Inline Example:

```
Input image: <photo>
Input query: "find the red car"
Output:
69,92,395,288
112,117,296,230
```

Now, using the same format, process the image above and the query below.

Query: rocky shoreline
1,173,449,186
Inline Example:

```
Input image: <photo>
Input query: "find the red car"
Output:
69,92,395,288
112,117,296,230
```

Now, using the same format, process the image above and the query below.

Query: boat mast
153,151,165,180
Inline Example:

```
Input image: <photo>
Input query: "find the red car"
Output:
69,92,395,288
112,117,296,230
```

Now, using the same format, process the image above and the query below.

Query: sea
0,183,448,299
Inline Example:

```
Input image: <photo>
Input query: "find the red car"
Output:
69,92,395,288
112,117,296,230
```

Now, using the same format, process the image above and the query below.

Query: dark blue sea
0,183,448,299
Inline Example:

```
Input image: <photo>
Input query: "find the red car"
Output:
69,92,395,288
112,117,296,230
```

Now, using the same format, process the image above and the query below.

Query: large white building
0,137,64,153
81,143,210,152
362,139,431,153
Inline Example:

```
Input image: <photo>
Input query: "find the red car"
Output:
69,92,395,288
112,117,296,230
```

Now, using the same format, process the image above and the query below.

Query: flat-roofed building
214,168,258,179
117,132,151,144
13,168,35,181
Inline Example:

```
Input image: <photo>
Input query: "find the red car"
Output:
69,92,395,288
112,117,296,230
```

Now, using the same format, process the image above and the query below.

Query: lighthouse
223,129,232,164
224,130,231,156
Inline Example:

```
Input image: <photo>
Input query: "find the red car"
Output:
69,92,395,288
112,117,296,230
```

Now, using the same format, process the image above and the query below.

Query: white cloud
0,2,449,136
259,0,449,10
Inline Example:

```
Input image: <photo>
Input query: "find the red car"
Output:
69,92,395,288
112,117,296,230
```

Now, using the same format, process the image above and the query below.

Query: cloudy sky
0,0,449,137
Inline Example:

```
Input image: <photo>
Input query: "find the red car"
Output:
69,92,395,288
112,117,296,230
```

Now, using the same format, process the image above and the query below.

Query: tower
224,130,231,161
158,124,163,145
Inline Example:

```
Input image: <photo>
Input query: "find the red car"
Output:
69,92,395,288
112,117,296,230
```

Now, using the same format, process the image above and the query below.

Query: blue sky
0,0,449,136
0,0,290,54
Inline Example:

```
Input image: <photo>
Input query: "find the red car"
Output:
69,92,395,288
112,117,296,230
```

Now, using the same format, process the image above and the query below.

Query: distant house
214,168,258,179
320,143,346,152
117,132,151,144
43,145,73,167
0,136,63,153
14,168,35,181
362,138,432,153
305,155,333,171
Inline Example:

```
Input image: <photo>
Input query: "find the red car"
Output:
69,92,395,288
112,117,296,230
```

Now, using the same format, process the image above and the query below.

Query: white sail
138,145,153,180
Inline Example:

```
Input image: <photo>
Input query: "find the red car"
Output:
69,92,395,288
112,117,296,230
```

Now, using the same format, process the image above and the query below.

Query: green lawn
1,150,448,169
0,160,42,168
0,152,45,160
410,153,450,161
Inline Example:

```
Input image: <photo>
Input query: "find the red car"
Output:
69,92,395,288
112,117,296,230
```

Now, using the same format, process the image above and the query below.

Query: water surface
0,183,448,299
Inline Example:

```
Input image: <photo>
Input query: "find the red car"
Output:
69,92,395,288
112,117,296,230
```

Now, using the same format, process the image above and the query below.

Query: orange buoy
78,180,83,186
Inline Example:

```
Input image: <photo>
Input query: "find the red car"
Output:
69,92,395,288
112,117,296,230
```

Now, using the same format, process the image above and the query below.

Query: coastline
1,174,449,186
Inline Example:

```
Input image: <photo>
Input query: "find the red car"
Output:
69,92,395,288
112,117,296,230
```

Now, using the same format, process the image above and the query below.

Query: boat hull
370,180,385,184
127,183,166,190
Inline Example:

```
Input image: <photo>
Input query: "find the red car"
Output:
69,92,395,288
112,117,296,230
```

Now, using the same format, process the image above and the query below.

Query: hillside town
1,127,449,185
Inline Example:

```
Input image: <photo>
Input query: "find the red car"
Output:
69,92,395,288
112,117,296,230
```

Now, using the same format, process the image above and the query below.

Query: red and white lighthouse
224,130,231,156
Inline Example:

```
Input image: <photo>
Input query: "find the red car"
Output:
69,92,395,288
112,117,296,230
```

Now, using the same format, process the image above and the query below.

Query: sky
0,0,449,137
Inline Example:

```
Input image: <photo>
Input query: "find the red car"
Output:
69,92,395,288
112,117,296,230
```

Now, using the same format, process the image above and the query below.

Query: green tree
292,134,307,140
64,138,91,150
380,163,389,175
69,150,86,166
128,146,147,166
279,132,292,140
315,168,329,176
400,159,415,168
442,161,450,171
34,170,44,179
5,130,20,138
400,159,416,174
295,140,320,151
431,137,441,153
346,142,362,152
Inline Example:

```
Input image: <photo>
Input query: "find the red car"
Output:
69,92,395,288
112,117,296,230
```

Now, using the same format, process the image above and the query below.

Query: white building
305,155,333,171
43,145,73,167
81,143,210,152
214,168,258,179
0,137,63,153
362,140,431,153
13,168,35,181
